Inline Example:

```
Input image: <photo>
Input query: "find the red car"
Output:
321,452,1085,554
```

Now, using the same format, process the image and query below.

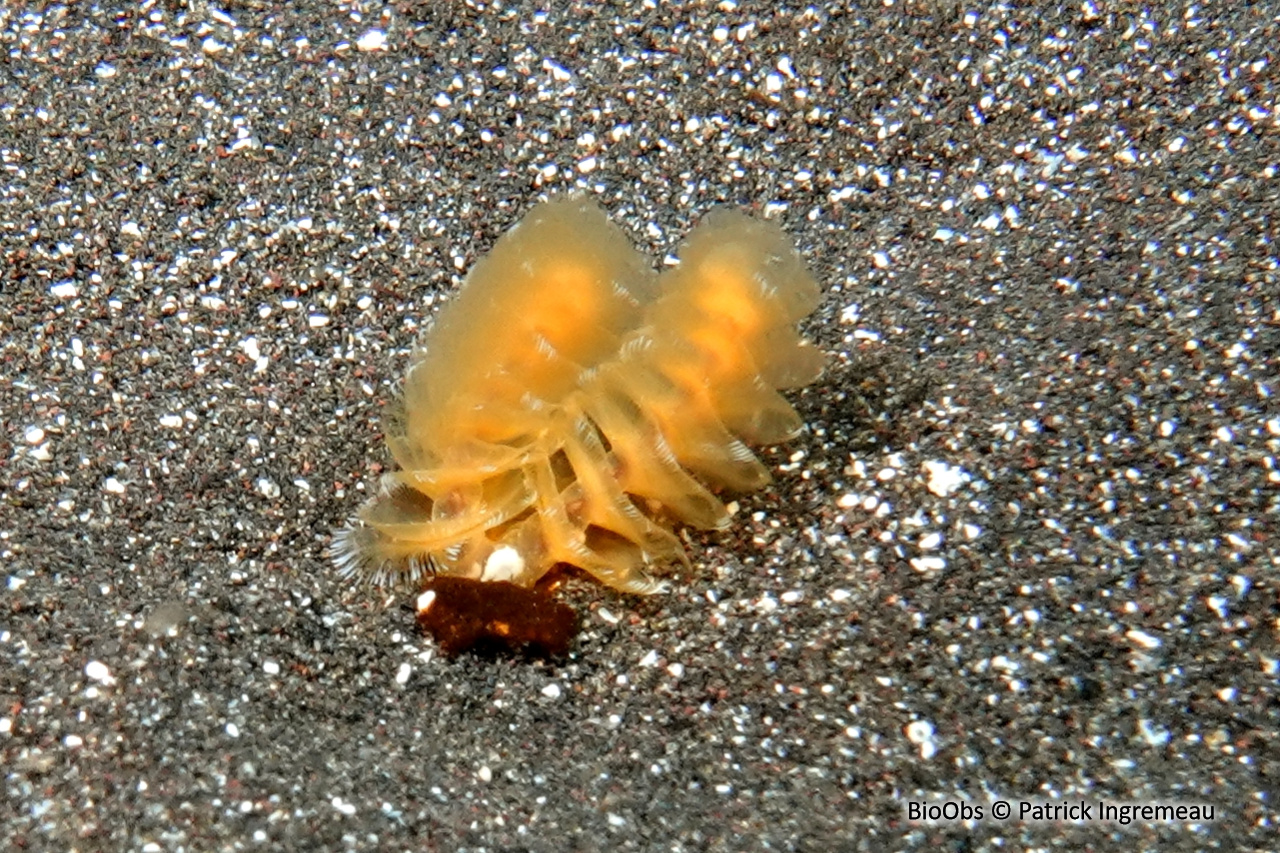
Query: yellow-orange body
334,198,824,593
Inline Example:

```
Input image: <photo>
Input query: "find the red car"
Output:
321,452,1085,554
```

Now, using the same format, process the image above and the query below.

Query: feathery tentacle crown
333,198,824,594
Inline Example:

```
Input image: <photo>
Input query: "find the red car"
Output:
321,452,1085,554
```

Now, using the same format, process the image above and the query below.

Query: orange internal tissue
333,197,824,595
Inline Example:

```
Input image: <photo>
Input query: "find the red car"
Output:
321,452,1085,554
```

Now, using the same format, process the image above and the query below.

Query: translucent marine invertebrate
333,197,824,598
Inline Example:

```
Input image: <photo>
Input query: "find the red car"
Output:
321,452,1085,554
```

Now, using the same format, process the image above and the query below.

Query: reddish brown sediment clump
415,576,578,658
